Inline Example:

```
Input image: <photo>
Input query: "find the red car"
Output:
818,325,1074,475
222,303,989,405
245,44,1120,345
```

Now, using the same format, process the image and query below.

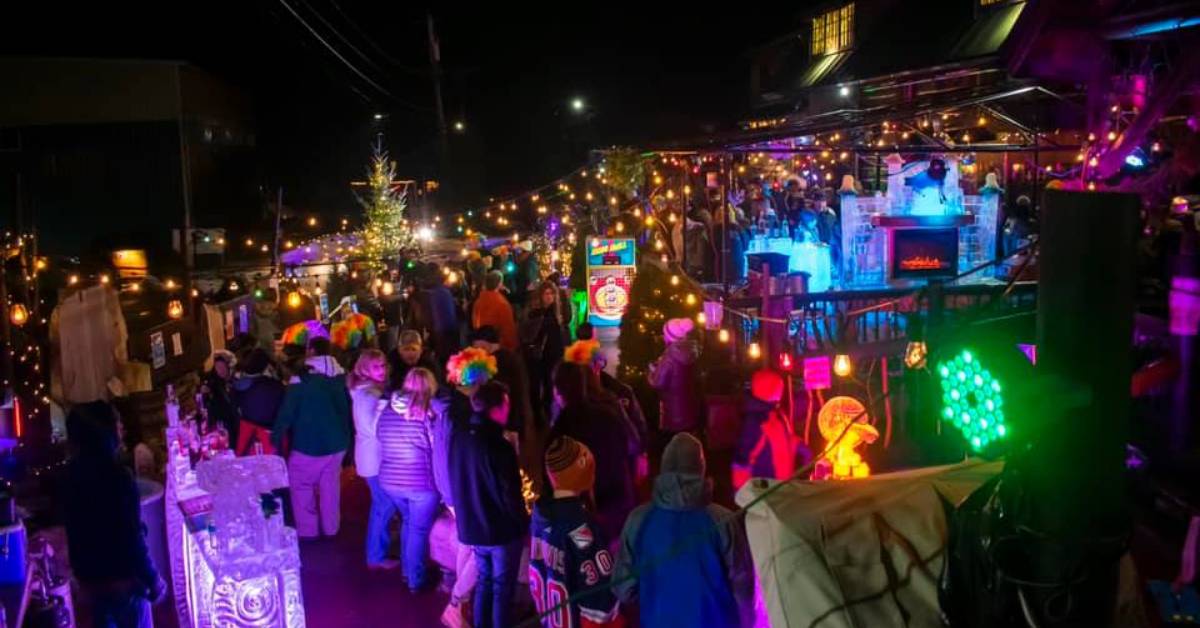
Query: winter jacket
65,457,159,590
415,286,459,335
305,355,344,377
202,372,239,437
550,402,639,543
614,437,755,628
601,372,647,450
349,383,385,477
529,496,623,627
472,289,519,351
272,372,351,456
648,340,703,432
376,392,435,493
232,374,286,429
429,391,457,506
522,305,567,368
732,396,803,490
493,347,534,436
387,348,441,391
448,412,528,546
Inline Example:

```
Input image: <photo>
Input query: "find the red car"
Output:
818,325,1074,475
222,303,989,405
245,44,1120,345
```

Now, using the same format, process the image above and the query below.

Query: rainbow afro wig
447,347,498,387
563,339,603,368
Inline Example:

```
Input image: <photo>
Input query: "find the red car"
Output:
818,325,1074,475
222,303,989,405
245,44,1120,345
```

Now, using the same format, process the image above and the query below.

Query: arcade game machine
586,238,637,327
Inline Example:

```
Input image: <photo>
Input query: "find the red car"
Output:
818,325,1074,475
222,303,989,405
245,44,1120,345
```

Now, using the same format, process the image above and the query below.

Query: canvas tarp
735,460,1003,628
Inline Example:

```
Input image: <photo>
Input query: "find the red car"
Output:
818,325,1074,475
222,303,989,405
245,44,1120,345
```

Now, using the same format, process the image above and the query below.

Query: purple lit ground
298,468,449,627
135,469,447,628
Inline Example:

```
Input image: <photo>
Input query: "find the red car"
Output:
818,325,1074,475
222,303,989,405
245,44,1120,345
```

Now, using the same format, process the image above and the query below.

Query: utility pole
427,12,449,218
175,66,194,290
426,12,448,148
273,187,283,304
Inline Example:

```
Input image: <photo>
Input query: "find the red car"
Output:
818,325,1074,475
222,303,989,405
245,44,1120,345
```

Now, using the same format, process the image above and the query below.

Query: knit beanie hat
545,436,596,494
661,432,706,477
750,369,784,403
662,318,694,344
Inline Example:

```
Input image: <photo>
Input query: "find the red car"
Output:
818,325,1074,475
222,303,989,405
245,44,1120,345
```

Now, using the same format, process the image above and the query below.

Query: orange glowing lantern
9,304,28,327
904,341,927,369
814,396,878,480
167,300,184,320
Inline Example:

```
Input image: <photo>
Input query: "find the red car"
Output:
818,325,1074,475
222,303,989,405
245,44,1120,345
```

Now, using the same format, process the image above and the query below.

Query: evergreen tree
617,261,695,382
358,144,415,269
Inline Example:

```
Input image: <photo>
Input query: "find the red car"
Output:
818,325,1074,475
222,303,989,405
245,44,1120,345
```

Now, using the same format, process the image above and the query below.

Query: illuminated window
811,3,855,56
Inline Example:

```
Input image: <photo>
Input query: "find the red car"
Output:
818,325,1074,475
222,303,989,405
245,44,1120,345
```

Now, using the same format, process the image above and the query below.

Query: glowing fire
899,256,947,271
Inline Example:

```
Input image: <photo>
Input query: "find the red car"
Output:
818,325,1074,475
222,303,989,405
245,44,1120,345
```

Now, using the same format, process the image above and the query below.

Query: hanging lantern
904,341,928,369
9,304,28,327
834,354,853,377
167,300,184,320
287,291,303,309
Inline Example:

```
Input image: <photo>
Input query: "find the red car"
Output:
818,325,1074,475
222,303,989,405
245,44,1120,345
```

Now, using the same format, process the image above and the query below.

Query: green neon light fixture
938,348,1007,451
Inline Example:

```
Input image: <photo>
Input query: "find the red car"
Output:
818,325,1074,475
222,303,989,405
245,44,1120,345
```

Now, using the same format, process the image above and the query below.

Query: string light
9,304,28,327
748,342,762,359
834,354,853,377
718,329,730,343
167,300,184,320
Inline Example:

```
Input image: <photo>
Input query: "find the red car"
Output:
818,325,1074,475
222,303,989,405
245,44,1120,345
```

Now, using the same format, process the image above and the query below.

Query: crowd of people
175,256,787,628
60,251,822,627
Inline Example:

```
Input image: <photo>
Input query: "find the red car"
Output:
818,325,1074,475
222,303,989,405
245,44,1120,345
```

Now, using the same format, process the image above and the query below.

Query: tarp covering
735,460,1003,628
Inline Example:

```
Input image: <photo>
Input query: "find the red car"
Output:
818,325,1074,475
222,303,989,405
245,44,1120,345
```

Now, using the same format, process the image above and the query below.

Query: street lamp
571,97,585,112
453,121,465,132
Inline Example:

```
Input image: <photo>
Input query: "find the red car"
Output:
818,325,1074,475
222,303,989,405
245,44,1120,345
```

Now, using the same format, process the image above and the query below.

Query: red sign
803,356,832,390
588,268,634,325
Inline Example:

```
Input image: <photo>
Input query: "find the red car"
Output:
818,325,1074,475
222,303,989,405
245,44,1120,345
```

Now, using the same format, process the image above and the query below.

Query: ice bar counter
164,422,307,628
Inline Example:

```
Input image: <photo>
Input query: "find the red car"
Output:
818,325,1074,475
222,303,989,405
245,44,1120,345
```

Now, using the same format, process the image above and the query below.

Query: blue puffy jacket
613,435,755,627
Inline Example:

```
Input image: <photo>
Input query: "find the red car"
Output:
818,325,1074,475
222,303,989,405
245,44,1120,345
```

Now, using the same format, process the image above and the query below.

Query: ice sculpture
195,456,290,559
165,439,306,627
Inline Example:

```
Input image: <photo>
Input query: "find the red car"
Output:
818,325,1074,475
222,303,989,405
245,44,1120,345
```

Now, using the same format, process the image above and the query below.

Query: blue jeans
88,584,151,628
365,476,397,565
472,540,522,628
384,487,440,588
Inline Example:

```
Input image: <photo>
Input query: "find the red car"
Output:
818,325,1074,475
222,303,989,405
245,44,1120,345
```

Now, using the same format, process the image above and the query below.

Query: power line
326,0,430,76
276,0,428,113
294,0,388,76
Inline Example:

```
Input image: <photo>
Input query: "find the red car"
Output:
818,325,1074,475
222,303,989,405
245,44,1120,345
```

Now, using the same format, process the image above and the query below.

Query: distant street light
453,121,465,132
373,113,384,120
571,97,585,112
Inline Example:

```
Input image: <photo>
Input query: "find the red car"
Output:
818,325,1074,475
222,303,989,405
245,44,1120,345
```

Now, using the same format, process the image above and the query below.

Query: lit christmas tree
358,144,416,269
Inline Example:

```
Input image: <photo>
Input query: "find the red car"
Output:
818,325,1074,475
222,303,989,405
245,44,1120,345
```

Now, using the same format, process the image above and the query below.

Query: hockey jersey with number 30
529,496,625,628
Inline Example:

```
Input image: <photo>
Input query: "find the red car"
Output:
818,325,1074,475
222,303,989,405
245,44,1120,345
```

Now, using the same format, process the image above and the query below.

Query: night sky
3,2,799,219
